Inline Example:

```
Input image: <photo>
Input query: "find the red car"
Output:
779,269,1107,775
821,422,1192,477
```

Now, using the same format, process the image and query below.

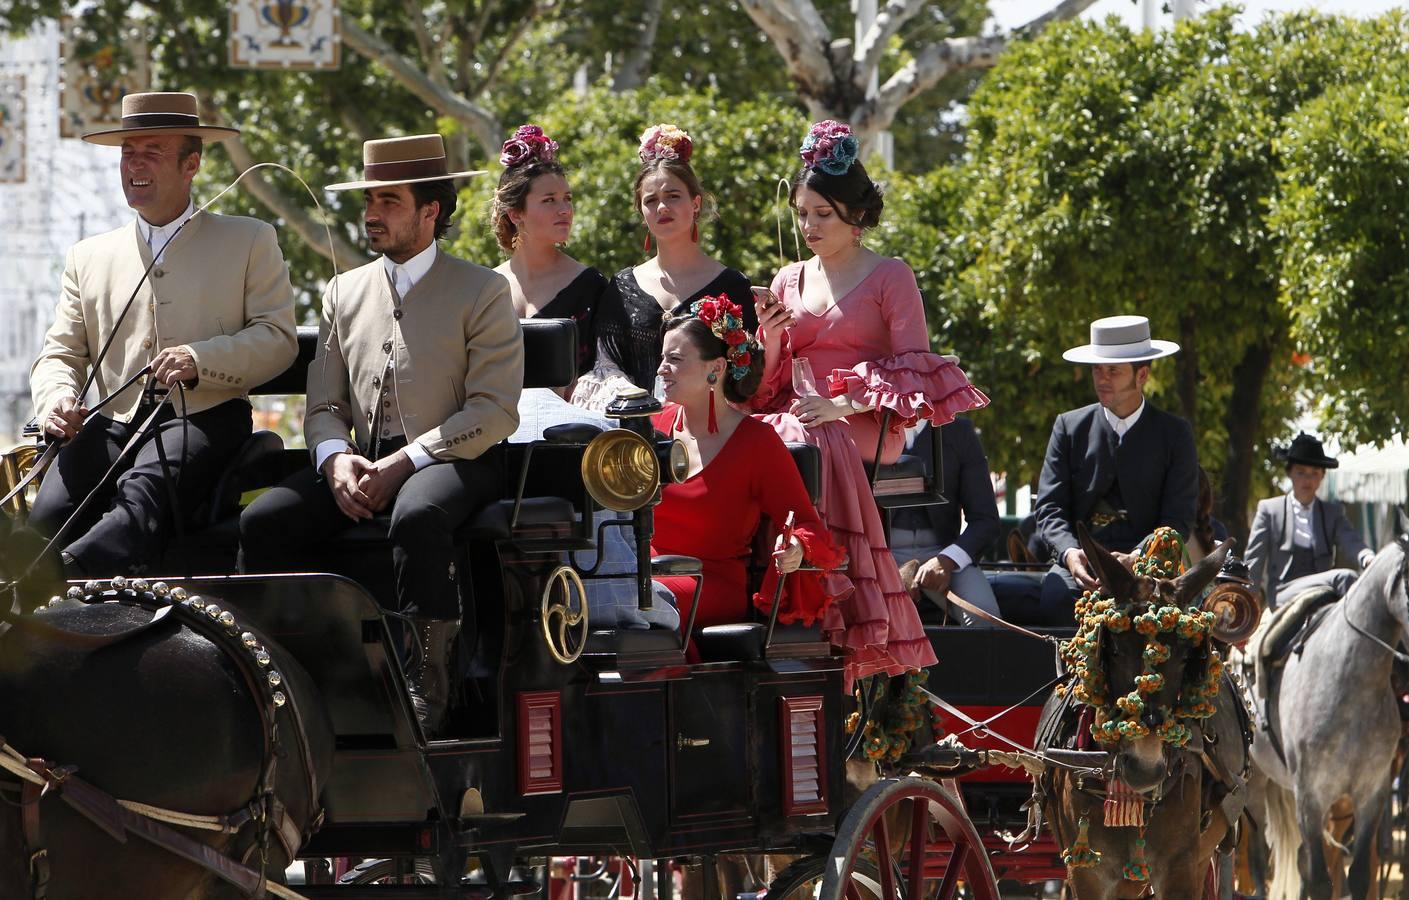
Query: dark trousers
28,400,253,574
238,455,500,620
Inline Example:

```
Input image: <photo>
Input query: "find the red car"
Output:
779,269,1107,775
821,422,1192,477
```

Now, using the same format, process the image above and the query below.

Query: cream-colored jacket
304,251,523,463
30,210,298,423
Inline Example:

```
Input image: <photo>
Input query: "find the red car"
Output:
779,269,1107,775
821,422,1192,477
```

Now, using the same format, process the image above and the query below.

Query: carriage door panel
667,676,751,824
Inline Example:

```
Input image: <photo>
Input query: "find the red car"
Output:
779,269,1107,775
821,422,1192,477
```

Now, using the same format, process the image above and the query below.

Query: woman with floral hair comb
651,296,848,644
751,120,990,685
573,124,755,410
492,124,606,385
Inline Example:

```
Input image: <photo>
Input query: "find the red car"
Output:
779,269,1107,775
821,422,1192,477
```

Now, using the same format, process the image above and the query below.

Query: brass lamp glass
582,429,661,511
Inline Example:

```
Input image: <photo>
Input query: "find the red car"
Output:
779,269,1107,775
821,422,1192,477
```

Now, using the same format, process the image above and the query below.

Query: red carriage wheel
818,777,1000,900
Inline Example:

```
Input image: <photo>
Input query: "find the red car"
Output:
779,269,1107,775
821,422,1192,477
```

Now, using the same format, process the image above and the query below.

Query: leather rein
0,580,322,899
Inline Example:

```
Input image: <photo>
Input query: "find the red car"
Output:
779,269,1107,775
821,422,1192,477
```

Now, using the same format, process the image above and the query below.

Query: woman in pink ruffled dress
751,121,990,687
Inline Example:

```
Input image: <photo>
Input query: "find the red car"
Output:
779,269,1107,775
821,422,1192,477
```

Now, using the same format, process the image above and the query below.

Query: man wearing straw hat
1245,431,1373,609
28,91,297,576
239,133,523,735
1032,315,1200,617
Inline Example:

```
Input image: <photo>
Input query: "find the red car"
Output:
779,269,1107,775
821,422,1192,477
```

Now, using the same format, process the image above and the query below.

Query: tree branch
611,0,665,91
399,0,448,87
738,0,837,100
854,0,926,86
199,101,369,270
470,1,547,99
852,0,1099,139
339,12,500,154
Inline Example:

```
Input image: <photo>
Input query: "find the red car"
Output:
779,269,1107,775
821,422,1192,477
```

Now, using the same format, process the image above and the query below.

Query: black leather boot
408,618,460,738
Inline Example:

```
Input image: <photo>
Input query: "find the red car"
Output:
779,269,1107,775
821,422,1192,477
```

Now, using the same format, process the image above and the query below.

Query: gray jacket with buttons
31,209,297,423
304,250,523,463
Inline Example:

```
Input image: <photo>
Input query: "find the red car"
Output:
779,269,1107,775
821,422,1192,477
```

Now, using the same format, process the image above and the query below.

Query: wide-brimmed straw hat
82,92,240,146
326,134,486,191
1276,432,1338,470
1062,315,1180,365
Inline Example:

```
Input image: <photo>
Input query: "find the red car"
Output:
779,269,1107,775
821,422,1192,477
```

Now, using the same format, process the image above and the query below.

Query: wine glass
792,358,819,399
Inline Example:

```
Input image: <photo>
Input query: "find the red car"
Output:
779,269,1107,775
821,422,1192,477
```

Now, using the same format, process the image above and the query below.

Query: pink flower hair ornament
639,124,694,164
500,124,559,168
800,120,860,176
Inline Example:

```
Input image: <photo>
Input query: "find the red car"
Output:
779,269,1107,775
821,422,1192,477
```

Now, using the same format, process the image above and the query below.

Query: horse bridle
1339,537,1409,664
3,580,323,899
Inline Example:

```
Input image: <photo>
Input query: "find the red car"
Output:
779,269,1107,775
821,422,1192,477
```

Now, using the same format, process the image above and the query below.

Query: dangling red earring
643,232,652,253
706,372,719,434
691,219,700,243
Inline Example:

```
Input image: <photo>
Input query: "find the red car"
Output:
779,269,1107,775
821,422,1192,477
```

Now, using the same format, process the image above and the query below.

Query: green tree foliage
941,8,1409,536
1270,72,1409,444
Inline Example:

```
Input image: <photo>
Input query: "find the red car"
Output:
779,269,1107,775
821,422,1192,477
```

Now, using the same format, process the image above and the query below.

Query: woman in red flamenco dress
649,300,849,642
751,121,990,687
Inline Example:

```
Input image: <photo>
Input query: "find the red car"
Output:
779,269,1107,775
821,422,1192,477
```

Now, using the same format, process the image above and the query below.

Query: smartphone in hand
751,285,776,308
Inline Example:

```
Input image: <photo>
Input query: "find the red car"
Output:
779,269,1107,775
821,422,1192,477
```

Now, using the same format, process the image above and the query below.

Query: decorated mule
0,515,334,900
1237,511,1409,900
1035,525,1255,899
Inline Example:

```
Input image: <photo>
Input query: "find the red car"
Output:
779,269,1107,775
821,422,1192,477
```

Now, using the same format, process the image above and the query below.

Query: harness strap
944,590,1061,646
1340,601,1409,663
21,771,47,900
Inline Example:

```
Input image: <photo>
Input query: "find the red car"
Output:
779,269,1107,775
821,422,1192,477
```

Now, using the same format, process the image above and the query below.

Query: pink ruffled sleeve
825,261,990,428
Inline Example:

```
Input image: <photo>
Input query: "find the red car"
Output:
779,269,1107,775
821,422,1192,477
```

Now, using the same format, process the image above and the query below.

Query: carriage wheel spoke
907,796,928,900
873,813,897,900
935,841,969,900
845,880,864,900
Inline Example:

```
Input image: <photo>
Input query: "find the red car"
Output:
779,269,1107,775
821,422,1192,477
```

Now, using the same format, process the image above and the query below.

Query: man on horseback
1245,431,1373,609
27,92,298,577
238,133,523,736
1032,315,1199,619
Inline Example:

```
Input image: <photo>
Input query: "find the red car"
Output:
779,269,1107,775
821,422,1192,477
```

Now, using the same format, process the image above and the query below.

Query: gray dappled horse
0,515,333,899
1242,513,1409,900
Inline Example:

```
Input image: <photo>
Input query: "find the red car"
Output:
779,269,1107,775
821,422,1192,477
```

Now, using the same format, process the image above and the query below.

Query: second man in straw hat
1032,315,1200,617
239,133,524,736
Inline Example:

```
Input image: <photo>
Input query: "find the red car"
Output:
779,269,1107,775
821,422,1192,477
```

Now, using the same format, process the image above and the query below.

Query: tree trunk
1177,313,1198,431
1218,339,1274,548
612,0,666,91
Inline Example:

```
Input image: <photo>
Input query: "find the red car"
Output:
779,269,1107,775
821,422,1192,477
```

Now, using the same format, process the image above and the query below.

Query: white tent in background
1323,438,1409,549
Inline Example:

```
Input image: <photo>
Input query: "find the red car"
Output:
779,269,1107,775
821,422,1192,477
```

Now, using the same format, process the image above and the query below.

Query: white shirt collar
382,241,437,295
1101,397,1146,438
138,199,197,260
1292,494,1316,514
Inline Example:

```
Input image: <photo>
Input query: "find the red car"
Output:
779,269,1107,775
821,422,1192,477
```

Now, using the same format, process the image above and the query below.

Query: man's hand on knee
323,452,375,521
356,450,414,513
917,554,958,596
1064,547,1100,590
45,395,89,439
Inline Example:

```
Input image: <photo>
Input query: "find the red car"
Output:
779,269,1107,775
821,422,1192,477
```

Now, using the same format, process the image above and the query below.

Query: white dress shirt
138,199,197,265
1101,398,1146,443
315,243,439,474
1291,497,1316,550
1290,494,1375,568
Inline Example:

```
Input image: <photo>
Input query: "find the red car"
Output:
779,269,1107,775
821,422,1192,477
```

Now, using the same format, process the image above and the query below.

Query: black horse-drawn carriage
5,317,1064,900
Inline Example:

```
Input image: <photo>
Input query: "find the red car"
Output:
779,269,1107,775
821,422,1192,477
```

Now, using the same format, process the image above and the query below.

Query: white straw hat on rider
1062,315,1180,365
326,134,486,191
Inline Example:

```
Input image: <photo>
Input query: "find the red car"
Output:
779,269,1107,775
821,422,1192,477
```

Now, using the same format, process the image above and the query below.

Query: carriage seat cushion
461,497,577,541
784,442,822,505
692,621,826,662
202,429,286,525
584,627,682,656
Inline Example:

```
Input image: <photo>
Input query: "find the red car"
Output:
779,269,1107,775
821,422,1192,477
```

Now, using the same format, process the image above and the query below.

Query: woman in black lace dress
573,124,755,409
492,125,607,388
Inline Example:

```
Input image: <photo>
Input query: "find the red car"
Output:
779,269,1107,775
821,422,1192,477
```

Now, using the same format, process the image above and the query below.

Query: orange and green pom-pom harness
1060,527,1222,750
